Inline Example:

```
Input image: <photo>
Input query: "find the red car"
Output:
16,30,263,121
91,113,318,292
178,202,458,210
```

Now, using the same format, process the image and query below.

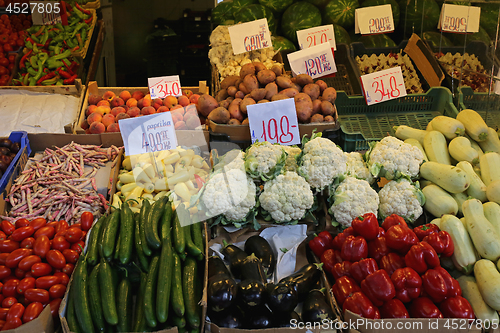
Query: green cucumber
73,256,95,333
87,216,106,266
119,202,134,265
184,224,202,258
134,213,149,272
171,313,186,328
66,282,82,333
140,199,153,256
98,215,110,260
145,197,166,249
172,206,185,255
114,232,121,261
144,254,160,328
98,258,118,325
171,251,185,317
191,223,204,261
102,209,120,259
156,202,174,323
133,272,148,332
88,264,106,332
183,257,200,329
116,277,132,332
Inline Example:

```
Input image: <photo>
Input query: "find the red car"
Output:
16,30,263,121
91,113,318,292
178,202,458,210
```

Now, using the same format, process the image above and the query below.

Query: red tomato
0,221,14,236
61,264,74,275
80,230,87,240
7,54,14,64
7,62,13,73
15,38,22,47
20,237,34,249
16,277,34,295
2,279,18,297
13,219,29,229
46,250,65,270
13,268,25,279
18,255,41,272
64,228,81,243
1,297,16,308
80,212,93,231
70,223,82,229
51,236,70,252
55,220,68,234
49,284,65,299
71,241,85,254
0,308,7,320
3,44,12,52
29,218,46,231
2,317,22,330
33,236,50,258
10,226,34,242
24,289,49,303
5,303,23,321
46,221,58,228
0,240,19,253
5,248,32,268
53,272,69,286
0,232,6,241
0,254,8,265
0,266,10,280
35,276,60,290
22,302,42,323
62,249,78,264
30,263,51,277
0,65,8,76
48,298,62,318
34,226,55,240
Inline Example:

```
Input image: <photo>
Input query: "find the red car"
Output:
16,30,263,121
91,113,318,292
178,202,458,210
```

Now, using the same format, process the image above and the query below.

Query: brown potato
229,100,244,121
291,83,302,92
276,76,293,89
324,115,335,123
226,97,234,104
265,82,278,100
320,100,335,116
239,82,250,95
271,64,283,76
294,93,313,123
281,88,299,98
197,94,218,117
208,107,231,124
257,69,277,85
312,99,322,115
302,84,320,100
242,118,249,125
295,74,314,86
254,62,266,72
271,94,290,101
322,87,337,103
218,98,231,109
221,75,240,90
240,97,256,114
215,89,229,102
257,99,269,104
250,88,267,101
235,91,245,99
243,74,259,92
240,63,256,78
316,79,327,92
310,114,324,123
228,119,242,125
227,86,238,97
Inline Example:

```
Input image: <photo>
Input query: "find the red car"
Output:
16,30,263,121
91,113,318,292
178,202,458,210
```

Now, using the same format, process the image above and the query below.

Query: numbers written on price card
296,25,336,50
228,18,272,55
148,75,182,99
118,112,178,156
438,4,480,33
288,43,337,79
360,66,406,106
29,1,63,25
247,98,301,145
355,5,394,35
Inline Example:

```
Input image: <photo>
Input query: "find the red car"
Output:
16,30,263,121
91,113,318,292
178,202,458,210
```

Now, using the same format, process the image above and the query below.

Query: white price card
119,112,178,156
287,43,337,79
228,18,272,55
247,98,300,145
438,4,480,33
30,1,63,25
297,24,337,51
355,4,394,34
148,75,182,99
360,66,407,105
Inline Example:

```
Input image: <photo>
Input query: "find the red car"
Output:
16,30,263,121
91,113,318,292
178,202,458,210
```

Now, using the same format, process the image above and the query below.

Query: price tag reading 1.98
360,66,407,106
148,75,182,99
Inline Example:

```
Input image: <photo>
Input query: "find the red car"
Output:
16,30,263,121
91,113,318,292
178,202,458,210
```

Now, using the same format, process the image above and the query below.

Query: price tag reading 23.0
247,98,300,145
360,66,406,106
148,75,182,99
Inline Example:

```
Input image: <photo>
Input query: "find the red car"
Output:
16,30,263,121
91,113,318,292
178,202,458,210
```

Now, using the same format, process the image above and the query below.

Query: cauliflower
378,178,425,223
245,141,286,181
365,136,424,180
259,171,314,223
345,152,374,184
329,177,379,228
298,135,347,191
283,146,301,172
213,149,245,173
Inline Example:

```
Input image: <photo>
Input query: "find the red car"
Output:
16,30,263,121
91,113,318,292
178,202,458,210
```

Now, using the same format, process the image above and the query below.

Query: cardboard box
404,34,446,88
0,306,54,333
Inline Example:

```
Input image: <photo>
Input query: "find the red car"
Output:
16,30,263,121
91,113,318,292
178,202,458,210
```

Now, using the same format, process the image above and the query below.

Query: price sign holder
247,98,300,145
287,43,337,79
148,75,182,99
355,4,394,34
119,112,178,156
30,1,66,26
297,24,337,51
228,18,272,55
438,4,480,33
360,66,407,105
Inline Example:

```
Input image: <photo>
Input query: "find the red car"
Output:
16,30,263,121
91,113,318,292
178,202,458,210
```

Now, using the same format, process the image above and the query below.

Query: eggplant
244,235,276,277
238,254,267,307
276,311,301,327
221,240,247,279
302,289,335,323
266,282,298,313
0,138,11,149
208,256,231,277
208,307,244,328
279,263,323,302
9,142,20,154
244,306,274,329
239,253,266,283
208,256,238,312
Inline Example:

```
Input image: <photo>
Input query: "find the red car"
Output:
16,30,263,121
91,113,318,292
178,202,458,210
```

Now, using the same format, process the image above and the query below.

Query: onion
0,138,11,149
9,142,20,154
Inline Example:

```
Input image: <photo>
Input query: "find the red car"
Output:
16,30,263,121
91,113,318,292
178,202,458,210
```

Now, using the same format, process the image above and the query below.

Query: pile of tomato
0,212,93,330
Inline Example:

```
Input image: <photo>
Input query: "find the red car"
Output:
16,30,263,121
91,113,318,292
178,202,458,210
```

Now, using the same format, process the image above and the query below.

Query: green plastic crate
337,87,458,152
458,86,500,128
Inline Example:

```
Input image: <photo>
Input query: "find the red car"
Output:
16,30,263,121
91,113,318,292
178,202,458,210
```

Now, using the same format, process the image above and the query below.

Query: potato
250,88,267,101
215,89,229,102
235,91,245,99
227,86,238,97
281,88,299,98
240,63,256,78
257,70,276,85
322,87,337,103
258,99,269,104
312,99,322,115
295,74,314,86
197,94,218,117
218,98,231,109
239,82,250,95
226,97,234,104
240,97,256,114
243,74,259,92
311,114,324,123
271,94,290,101
324,115,335,123
254,62,266,72
271,64,283,77
228,119,241,125
320,100,335,116
229,100,244,122
292,83,302,92
294,93,313,123
221,75,240,90
242,118,249,125
208,107,230,124
265,82,278,100
316,79,327,92
276,76,293,89
302,83,320,100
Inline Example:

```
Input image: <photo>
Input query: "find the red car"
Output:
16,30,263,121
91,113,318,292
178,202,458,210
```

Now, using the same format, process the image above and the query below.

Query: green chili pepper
56,23,64,31
26,41,33,50
33,61,44,81
41,76,58,85
27,67,38,76
81,28,87,42
29,77,36,86
40,30,49,45
33,43,39,53
54,45,61,55
62,58,71,68
31,34,40,44
49,49,72,61
23,73,29,86
29,56,39,69
56,79,63,86
66,38,76,48
71,22,87,38
73,7,86,20
47,59,63,69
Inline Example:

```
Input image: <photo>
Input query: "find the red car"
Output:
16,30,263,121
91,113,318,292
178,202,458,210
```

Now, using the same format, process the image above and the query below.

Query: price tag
30,1,63,25
360,66,407,105
228,18,272,55
296,24,336,51
355,4,394,34
287,43,337,79
148,75,182,99
119,112,178,156
247,98,300,145
438,4,480,33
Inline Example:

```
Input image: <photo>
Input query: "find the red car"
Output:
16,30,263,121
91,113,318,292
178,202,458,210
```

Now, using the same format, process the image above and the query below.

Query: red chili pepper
340,236,368,262
57,68,72,79
360,269,396,306
320,249,341,274
71,45,80,52
331,261,352,280
308,235,329,258
391,267,422,303
439,296,475,319
405,241,440,274
413,223,440,241
423,230,454,257
33,26,44,37
19,50,32,69
386,224,419,254
63,74,77,85
36,73,56,86
69,61,78,73
408,297,443,318
379,298,410,319
75,2,92,15
381,214,408,231
343,292,380,319
379,252,406,277
349,258,378,283
367,236,390,263
85,16,93,25
352,213,379,241
331,276,360,306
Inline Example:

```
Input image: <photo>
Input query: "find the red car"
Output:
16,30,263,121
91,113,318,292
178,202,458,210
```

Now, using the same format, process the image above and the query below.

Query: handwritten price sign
355,4,394,35
360,67,406,106
228,18,272,55
287,43,337,79
296,25,336,50
118,112,178,156
438,4,480,33
247,98,300,145
148,75,182,99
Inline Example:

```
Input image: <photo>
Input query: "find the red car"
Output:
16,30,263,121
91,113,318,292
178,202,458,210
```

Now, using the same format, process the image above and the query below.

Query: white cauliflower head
213,149,245,173
329,177,379,228
259,171,314,223
378,178,425,223
283,146,302,172
366,136,424,180
345,152,374,184
245,141,286,181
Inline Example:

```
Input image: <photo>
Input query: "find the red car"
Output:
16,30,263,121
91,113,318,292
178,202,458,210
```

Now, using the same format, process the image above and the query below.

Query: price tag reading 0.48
360,66,407,106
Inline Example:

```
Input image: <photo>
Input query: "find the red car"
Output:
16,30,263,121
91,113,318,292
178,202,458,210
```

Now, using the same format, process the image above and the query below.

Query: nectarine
97,100,110,107
157,106,169,113
102,114,116,127
126,98,138,108
95,105,110,115
103,91,116,101
141,106,156,116
87,112,102,125
90,122,106,134
183,89,193,98
116,113,130,121
163,95,178,108
88,95,102,105
119,90,131,102
111,107,126,117
110,97,124,108
107,123,120,132
132,91,145,100
189,94,200,104
137,98,152,109
127,107,140,118
178,95,189,107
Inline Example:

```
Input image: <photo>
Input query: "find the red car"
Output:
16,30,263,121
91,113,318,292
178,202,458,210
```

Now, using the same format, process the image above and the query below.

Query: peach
126,98,138,108
163,95,178,108
97,100,110,107
119,90,131,102
137,98,152,109
87,112,102,125
89,122,106,134
107,123,120,132
132,91,145,101
95,105,110,115
157,106,169,113
189,94,200,105
153,98,163,110
178,95,189,107
80,120,89,130
185,114,201,129
110,97,125,108
182,89,193,98
141,106,156,116
102,114,116,127
174,121,187,130
171,105,184,112
127,107,140,118
144,94,152,100
103,91,116,101
88,95,102,105
171,112,183,123
85,129,92,134
122,105,129,111
86,105,97,117
111,107,126,117
116,113,131,121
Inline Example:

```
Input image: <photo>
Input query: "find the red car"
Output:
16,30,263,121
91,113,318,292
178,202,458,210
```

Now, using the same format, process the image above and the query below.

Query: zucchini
145,197,166,250
102,209,120,259
98,258,118,325
87,216,106,266
420,161,470,194
457,275,499,322
394,125,427,144
440,214,477,274
456,161,487,202
119,202,134,265
460,217,467,229
450,192,468,216
466,134,484,158
486,180,500,204
140,199,153,256
480,152,500,186
463,199,500,261
145,254,160,328
457,109,488,142
426,122,433,131
404,138,429,162
171,252,185,317
183,256,200,329
474,259,500,310
419,180,434,188
422,184,458,217
449,137,479,165
133,272,148,332
423,130,451,165
156,203,174,324
430,115,465,140
478,127,500,154
88,264,106,332
116,277,132,332
73,257,95,333
430,218,441,229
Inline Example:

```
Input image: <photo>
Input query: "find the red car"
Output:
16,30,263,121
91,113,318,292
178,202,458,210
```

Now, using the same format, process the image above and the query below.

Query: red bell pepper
413,223,440,241
309,234,330,258
423,231,454,257
332,227,355,250
350,258,378,283
331,261,352,280
377,227,385,237
317,231,333,248
341,236,368,262
332,276,361,306
381,214,408,231
439,296,475,319
352,213,379,241
421,268,449,303
321,249,341,274
386,224,419,254
435,266,461,298
360,269,396,307
368,236,390,262
404,241,440,274
391,267,422,303
409,297,443,318
380,252,406,277
343,292,381,319
379,298,410,318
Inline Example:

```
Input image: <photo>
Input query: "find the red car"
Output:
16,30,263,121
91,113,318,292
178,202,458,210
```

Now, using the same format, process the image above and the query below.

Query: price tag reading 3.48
360,66,406,106
148,75,182,99
247,98,300,145
355,4,394,35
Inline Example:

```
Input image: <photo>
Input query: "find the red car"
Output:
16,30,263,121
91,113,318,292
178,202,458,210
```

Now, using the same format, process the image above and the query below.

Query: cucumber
423,130,452,165
98,214,110,260
144,254,160,328
145,197,165,249
173,206,185,255
170,314,186,328
102,209,120,259
156,202,174,323
133,272,148,332
184,224,202,258
87,216,106,266
183,257,200,329
457,109,488,142
66,281,82,333
171,252,185,317
134,213,149,272
457,275,499,322
420,161,470,194
88,264,106,332
191,223,204,261
114,232,121,261
73,256,95,333
119,202,134,265
116,277,133,332
140,199,153,256
98,258,118,325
